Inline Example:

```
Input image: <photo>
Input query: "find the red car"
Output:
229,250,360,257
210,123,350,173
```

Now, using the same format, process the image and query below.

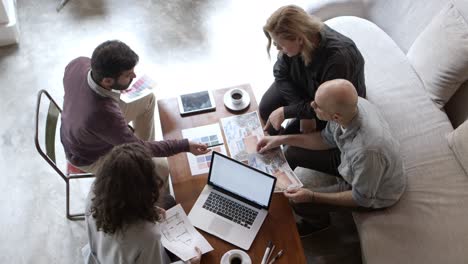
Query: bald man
256,79,406,236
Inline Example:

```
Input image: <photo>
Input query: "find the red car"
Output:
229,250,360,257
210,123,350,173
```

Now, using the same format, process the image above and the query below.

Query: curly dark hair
90,143,163,234
90,40,139,82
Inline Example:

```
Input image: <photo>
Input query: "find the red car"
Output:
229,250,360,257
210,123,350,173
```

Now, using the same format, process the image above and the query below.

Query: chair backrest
34,89,67,181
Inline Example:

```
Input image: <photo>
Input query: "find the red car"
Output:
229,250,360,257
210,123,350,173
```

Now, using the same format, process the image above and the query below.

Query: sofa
296,0,468,263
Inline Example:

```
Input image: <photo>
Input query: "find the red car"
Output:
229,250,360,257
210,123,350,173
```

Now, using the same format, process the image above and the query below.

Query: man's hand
284,188,314,203
188,247,202,264
264,107,285,132
300,119,317,134
189,141,210,155
256,136,282,154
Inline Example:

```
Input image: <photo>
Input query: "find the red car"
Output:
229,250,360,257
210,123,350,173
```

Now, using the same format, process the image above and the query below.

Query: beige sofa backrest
367,0,468,128
365,0,447,53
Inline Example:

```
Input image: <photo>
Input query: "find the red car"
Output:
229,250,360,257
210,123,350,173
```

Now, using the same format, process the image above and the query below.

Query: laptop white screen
209,152,275,208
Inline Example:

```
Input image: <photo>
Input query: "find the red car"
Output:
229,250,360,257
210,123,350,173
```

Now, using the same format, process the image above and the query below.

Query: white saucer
220,249,252,264
224,88,250,111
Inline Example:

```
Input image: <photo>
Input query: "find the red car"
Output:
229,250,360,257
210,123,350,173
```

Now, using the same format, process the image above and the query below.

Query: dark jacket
275,24,366,126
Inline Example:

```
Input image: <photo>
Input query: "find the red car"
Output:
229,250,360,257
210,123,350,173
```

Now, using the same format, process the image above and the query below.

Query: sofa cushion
326,16,468,263
407,2,468,108
366,0,448,53
447,120,468,175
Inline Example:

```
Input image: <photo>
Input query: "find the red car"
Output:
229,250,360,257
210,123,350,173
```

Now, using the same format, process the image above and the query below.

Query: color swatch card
181,124,227,175
121,74,156,103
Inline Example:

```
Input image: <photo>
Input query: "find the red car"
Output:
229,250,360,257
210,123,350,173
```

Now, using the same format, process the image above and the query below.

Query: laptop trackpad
209,217,233,237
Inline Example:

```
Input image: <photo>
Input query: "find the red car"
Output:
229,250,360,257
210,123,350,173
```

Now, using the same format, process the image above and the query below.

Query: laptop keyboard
203,192,258,229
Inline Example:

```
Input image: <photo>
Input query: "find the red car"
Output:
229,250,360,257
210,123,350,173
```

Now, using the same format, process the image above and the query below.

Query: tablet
177,90,216,115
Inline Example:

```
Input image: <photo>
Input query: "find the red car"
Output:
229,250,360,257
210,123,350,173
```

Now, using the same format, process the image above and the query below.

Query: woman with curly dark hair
82,143,201,264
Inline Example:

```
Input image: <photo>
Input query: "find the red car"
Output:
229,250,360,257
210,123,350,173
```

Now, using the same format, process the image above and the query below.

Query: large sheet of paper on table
220,111,303,192
160,204,213,261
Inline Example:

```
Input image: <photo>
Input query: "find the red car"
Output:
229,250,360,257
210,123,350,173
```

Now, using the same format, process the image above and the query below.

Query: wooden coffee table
157,84,306,264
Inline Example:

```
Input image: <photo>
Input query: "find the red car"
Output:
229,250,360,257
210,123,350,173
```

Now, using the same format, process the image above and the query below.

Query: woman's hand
155,206,166,220
263,107,285,132
188,247,202,264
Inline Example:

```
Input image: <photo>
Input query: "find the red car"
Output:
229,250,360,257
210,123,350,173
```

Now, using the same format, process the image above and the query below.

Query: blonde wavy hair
263,5,323,65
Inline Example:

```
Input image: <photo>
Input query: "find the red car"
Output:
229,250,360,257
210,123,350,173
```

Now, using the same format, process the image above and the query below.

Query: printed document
181,124,228,175
160,204,213,261
220,112,303,192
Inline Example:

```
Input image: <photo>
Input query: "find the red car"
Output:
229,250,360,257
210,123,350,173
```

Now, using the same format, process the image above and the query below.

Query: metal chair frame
34,89,95,220
56,0,71,12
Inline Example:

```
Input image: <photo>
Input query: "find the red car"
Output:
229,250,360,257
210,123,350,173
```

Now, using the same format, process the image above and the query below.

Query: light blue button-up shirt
321,98,406,208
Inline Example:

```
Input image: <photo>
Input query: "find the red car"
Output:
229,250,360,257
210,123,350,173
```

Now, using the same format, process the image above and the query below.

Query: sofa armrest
303,0,369,21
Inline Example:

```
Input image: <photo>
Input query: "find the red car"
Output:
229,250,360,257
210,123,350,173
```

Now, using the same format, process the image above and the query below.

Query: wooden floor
304,212,362,263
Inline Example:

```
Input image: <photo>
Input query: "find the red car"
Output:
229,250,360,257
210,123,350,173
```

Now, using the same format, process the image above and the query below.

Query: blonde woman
259,5,366,135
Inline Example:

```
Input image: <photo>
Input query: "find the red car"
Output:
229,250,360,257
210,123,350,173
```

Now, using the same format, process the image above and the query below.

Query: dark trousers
259,82,326,135
259,82,305,135
283,146,379,223
284,145,342,175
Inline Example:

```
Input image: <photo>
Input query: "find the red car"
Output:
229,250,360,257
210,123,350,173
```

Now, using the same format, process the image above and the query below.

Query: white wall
0,0,10,24
0,0,19,46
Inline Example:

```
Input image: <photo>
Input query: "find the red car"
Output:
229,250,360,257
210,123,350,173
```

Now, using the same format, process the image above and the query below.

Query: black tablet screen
180,91,212,112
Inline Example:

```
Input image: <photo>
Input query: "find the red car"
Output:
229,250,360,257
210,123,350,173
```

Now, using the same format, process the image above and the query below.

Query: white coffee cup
220,249,251,264
230,88,244,105
228,252,243,264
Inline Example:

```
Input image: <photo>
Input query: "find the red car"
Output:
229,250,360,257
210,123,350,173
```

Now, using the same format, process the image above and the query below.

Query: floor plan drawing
162,212,193,246
159,204,213,261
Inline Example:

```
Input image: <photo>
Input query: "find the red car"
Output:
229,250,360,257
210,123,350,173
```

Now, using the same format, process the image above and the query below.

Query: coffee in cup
229,255,242,264
230,89,244,105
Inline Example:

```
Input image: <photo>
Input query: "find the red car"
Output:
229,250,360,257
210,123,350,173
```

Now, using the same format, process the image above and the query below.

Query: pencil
268,249,283,264
265,245,276,264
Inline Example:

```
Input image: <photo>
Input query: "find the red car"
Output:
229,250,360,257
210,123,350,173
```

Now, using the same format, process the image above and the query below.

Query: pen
260,241,273,264
207,142,224,148
265,244,276,264
268,249,283,264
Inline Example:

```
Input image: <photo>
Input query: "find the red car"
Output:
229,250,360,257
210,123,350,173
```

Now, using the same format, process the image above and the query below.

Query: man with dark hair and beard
60,40,208,189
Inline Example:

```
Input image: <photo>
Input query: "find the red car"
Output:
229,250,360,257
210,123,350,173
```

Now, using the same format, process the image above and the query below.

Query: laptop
188,151,276,250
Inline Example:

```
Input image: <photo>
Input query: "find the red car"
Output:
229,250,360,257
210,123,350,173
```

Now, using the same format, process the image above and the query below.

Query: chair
34,89,95,221
56,0,71,12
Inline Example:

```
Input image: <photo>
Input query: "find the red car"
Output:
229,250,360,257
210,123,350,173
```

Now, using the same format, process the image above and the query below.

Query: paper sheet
246,148,303,192
220,111,303,192
160,204,213,261
120,75,156,103
181,123,227,175
220,111,264,161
